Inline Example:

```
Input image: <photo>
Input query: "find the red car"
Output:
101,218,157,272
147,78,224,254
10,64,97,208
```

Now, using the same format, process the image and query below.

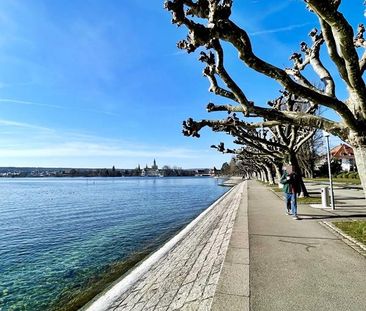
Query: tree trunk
273,162,282,186
254,171,259,180
290,152,309,197
353,145,366,199
260,169,268,183
264,164,274,185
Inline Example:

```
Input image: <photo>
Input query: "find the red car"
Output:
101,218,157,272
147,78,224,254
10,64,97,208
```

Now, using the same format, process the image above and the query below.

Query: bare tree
297,129,324,178
183,92,316,196
214,143,276,184
165,0,366,198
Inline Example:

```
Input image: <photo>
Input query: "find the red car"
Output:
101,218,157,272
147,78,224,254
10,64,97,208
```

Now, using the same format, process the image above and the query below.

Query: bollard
321,187,330,208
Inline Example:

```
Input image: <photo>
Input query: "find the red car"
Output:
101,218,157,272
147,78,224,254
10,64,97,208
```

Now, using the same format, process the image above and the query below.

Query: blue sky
0,0,362,168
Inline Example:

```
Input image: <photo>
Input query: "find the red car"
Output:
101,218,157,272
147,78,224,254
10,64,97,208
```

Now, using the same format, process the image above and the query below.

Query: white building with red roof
330,144,356,172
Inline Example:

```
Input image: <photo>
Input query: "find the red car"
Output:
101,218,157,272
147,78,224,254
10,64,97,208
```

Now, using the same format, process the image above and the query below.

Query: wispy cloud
0,118,217,168
0,98,119,117
250,22,312,36
0,118,53,132
0,143,207,159
256,0,297,20
0,98,63,109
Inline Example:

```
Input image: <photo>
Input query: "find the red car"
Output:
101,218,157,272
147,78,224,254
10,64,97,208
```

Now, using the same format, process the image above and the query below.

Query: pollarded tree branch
211,142,275,160
199,41,253,115
293,128,317,153
354,23,366,75
206,102,349,139
289,28,335,96
306,0,366,115
319,17,350,84
275,125,289,147
213,19,358,126
284,64,318,93
251,105,348,139
236,132,285,155
164,0,359,128
199,51,237,100
211,39,252,115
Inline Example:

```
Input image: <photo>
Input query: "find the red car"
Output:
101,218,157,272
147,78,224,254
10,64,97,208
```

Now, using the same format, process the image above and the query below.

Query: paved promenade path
249,180,366,311
87,182,246,311
85,180,366,311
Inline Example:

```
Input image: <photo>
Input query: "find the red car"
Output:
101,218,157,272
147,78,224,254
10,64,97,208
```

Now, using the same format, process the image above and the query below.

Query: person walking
280,165,301,220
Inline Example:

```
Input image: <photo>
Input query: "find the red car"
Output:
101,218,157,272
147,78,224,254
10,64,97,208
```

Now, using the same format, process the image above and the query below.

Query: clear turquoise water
0,177,228,311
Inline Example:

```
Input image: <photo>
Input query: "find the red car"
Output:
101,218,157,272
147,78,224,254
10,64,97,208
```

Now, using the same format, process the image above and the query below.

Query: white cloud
250,22,312,36
0,142,224,168
0,118,229,168
0,98,63,108
0,98,119,116
0,143,207,159
0,118,53,131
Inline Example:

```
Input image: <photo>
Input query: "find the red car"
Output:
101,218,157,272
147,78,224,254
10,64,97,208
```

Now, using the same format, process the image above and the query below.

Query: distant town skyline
0,0,352,168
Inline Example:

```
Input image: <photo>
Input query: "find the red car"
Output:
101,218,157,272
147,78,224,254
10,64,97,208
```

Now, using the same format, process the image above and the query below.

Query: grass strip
297,197,322,204
304,178,361,185
332,221,366,245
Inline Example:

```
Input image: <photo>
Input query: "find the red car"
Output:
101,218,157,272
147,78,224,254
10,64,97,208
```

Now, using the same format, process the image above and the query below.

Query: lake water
0,177,228,311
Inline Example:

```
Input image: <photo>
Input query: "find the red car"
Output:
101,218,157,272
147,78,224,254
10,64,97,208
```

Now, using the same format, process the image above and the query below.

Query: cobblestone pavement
103,182,246,311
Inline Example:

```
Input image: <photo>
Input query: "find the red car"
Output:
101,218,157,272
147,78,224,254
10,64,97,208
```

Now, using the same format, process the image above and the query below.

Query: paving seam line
320,221,366,258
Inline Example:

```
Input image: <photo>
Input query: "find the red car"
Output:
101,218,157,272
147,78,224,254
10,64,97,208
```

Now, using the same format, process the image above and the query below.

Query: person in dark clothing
280,165,301,220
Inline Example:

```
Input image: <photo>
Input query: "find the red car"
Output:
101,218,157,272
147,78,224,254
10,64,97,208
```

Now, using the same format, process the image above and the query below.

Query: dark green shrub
348,172,359,179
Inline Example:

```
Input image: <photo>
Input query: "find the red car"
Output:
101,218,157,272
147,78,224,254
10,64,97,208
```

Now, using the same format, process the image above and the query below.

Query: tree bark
264,164,275,185
273,163,282,186
353,145,366,199
260,169,268,183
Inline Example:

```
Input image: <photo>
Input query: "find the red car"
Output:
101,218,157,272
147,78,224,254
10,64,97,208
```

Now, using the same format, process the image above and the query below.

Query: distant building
330,144,356,172
194,168,216,176
141,159,161,177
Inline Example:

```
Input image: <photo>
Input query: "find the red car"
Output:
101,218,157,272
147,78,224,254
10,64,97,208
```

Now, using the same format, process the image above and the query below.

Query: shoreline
50,228,182,311
81,183,237,311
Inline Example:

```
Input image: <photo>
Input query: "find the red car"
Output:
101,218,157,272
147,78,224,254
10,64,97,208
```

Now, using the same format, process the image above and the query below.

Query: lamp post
323,131,335,210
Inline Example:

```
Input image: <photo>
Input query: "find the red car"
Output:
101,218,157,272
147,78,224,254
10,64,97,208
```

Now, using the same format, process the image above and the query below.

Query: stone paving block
202,283,216,299
113,304,128,311
143,288,166,309
121,291,141,310
169,282,194,310
185,282,205,303
159,278,181,293
155,289,179,308
199,264,212,277
210,263,222,275
198,298,213,311
183,270,199,285
130,301,146,311
136,286,158,304
207,271,220,285
181,300,200,310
